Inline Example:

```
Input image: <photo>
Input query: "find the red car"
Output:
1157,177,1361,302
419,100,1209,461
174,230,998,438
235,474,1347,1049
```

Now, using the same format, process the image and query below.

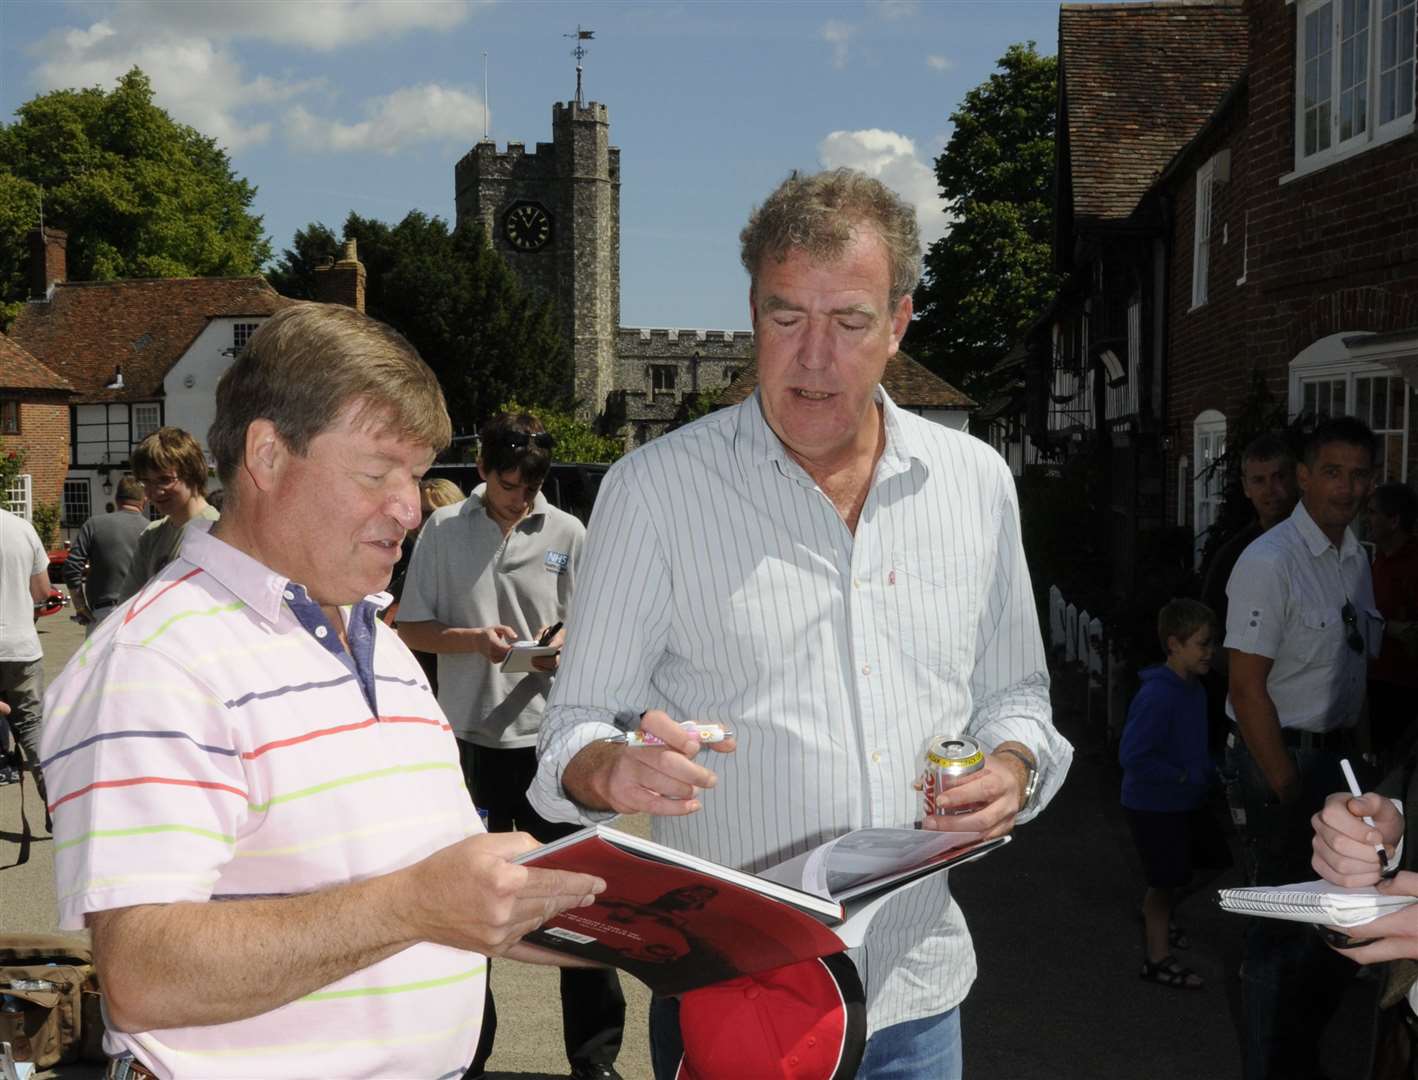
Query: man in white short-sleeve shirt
0,504,51,777
399,413,624,1080
1224,415,1382,1080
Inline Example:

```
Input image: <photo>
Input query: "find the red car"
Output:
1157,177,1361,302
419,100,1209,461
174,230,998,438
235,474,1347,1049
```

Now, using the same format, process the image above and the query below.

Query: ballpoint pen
537,621,564,647
1340,757,1394,877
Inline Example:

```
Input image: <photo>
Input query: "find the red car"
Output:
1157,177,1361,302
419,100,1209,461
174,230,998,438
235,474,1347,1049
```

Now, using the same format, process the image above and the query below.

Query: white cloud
926,55,953,72
30,26,315,150
286,84,488,154
820,20,855,69
818,129,949,248
131,0,477,52
24,1,479,152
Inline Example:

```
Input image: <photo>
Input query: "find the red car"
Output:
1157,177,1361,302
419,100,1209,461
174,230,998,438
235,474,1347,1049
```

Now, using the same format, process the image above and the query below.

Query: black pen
537,621,564,647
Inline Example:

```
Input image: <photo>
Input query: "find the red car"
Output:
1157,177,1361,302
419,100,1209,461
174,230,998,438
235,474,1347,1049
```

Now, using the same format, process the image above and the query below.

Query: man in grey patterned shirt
531,168,1072,1080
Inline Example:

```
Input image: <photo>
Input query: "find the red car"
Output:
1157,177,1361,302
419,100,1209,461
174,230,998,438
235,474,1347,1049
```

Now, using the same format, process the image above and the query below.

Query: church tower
454,102,621,419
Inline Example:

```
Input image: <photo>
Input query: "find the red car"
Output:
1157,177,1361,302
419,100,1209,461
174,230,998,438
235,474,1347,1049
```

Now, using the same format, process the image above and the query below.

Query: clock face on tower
502,201,553,252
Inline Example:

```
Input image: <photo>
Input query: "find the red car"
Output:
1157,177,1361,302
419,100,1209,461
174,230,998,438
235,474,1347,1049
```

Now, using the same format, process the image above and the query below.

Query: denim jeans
858,1007,962,1080
1224,735,1358,1080
650,994,961,1080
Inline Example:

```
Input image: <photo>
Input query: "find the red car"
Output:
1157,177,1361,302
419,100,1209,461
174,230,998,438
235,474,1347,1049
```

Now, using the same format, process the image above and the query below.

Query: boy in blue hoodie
1121,598,1218,989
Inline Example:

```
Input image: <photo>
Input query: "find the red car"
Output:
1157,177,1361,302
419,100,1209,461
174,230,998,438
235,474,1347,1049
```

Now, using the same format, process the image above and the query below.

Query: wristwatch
995,747,1041,813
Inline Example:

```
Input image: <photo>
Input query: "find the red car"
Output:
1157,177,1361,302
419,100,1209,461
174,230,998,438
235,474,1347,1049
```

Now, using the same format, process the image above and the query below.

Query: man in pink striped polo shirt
40,303,605,1080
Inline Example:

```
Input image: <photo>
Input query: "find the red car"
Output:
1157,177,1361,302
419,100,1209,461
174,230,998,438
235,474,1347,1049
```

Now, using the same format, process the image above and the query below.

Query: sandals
1140,954,1203,989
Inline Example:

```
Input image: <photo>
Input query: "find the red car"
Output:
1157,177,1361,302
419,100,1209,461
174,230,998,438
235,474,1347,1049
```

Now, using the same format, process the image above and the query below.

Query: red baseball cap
675,953,866,1080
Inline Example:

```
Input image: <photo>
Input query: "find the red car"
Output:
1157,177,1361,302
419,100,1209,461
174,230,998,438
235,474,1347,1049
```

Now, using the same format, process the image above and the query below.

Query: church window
651,365,678,392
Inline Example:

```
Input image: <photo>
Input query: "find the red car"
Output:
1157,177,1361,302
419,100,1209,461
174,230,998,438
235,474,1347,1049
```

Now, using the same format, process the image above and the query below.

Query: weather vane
565,26,595,107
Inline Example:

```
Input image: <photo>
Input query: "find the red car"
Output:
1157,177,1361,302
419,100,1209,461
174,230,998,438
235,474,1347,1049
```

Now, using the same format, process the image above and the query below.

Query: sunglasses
1341,600,1364,654
501,431,555,451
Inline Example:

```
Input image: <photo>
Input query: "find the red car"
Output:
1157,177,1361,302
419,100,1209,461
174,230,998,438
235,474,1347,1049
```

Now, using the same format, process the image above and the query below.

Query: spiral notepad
1218,880,1418,927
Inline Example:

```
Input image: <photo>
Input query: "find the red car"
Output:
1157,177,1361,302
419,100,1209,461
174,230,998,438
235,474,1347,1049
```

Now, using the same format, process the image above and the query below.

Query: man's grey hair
739,168,922,306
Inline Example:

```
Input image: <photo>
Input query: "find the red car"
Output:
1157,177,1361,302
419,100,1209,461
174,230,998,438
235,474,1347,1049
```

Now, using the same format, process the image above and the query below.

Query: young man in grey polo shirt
398,412,625,1080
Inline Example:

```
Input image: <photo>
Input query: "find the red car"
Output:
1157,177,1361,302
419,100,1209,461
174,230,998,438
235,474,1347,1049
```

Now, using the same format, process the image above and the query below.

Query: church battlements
455,139,559,180
617,327,754,351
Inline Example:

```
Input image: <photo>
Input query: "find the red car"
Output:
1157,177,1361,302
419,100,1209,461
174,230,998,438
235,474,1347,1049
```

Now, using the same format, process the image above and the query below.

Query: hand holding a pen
560,708,737,817
1311,788,1403,888
530,622,565,672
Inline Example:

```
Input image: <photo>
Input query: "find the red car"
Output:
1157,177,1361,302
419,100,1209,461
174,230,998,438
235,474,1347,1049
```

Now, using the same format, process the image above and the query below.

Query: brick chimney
314,238,366,313
29,227,67,299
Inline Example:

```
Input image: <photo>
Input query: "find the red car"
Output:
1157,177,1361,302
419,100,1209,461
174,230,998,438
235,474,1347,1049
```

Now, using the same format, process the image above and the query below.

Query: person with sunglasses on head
398,412,625,1080
117,426,219,603
1224,414,1383,1080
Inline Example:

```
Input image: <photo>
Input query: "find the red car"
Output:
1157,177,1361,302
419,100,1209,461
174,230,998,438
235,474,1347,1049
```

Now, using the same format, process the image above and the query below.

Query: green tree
907,42,1060,400
0,68,271,325
268,212,573,436
496,399,625,464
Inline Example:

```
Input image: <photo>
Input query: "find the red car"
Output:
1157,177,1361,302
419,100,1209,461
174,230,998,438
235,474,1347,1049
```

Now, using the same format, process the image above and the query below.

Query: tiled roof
8,277,292,403
717,351,975,409
1060,1,1247,227
0,333,73,393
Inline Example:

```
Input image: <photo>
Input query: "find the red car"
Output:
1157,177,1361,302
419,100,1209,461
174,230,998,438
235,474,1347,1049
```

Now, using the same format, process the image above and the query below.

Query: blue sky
2,0,1085,331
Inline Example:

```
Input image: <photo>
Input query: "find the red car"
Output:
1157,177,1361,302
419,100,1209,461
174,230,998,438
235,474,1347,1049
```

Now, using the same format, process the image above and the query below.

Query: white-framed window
132,402,161,444
233,322,260,352
1193,410,1227,568
3,473,32,520
1192,159,1216,309
62,478,91,527
1291,0,1416,178
1290,330,1412,481
1102,294,1142,422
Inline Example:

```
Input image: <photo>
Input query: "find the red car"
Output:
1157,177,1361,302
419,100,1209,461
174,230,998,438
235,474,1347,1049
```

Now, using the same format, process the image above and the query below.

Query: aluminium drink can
922,734,986,816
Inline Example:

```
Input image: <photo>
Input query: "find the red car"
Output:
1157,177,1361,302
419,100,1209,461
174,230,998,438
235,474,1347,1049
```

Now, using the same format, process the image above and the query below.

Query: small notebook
1218,880,1418,927
500,642,559,674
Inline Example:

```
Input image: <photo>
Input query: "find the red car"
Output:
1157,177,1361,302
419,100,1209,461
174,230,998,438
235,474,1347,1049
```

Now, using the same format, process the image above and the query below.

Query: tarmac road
2,614,1377,1078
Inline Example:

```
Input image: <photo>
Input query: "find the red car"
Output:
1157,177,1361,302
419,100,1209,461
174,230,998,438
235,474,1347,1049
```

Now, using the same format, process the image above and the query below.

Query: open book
514,824,1008,995
1218,880,1418,927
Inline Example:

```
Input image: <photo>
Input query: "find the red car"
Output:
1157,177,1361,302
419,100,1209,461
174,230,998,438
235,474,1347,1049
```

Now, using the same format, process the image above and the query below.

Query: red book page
524,836,847,995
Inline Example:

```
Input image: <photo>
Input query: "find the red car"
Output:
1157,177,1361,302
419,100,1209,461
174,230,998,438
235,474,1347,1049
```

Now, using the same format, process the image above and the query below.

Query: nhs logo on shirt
544,550,570,575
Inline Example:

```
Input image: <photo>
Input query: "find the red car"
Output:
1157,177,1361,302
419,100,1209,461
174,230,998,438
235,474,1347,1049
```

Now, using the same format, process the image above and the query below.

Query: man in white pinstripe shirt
530,168,1073,1079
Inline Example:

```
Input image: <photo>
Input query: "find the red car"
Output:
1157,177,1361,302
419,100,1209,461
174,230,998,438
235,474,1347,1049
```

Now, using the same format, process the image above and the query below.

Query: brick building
8,227,295,537
0,329,73,524
1007,0,1418,607
1165,0,1418,554
1009,0,1247,599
